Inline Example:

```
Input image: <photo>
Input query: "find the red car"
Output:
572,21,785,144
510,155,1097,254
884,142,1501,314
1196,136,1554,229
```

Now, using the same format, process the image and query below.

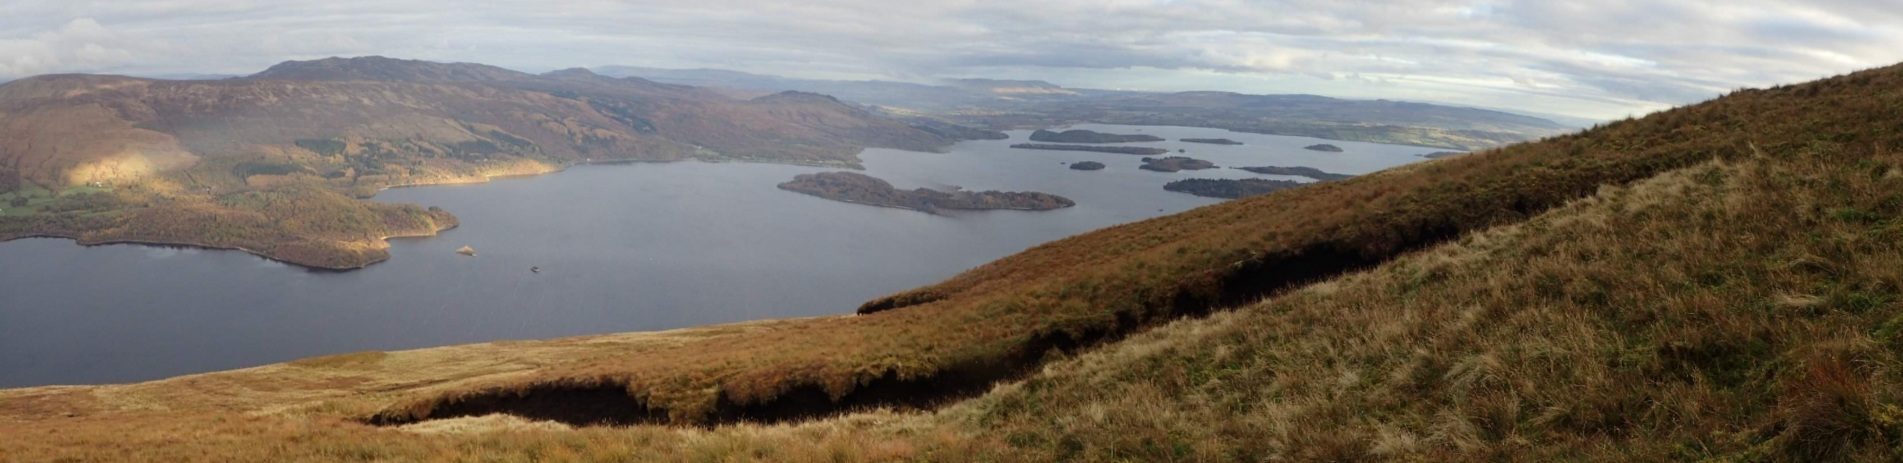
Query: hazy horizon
5,2,1901,126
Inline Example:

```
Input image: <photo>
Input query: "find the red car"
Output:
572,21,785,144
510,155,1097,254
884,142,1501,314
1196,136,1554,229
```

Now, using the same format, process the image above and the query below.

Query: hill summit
248,56,533,82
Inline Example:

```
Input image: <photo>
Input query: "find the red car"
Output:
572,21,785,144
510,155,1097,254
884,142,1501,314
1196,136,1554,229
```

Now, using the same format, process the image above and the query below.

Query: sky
3,1,1902,120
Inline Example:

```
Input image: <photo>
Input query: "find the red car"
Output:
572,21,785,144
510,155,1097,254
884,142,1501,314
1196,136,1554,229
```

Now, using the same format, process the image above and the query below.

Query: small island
1010,143,1170,155
1029,129,1165,144
1180,138,1244,145
1419,151,1467,159
1304,144,1344,152
1139,156,1218,173
1236,166,1352,181
1163,178,1305,199
779,172,1074,213
1068,161,1106,171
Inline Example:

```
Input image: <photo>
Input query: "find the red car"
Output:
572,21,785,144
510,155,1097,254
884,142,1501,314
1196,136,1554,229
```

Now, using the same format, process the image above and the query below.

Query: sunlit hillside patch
0,60,972,268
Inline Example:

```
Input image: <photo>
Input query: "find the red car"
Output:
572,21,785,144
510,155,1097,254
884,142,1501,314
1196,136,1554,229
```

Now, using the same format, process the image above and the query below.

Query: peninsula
778,172,1074,213
1028,129,1164,143
1179,138,1243,145
1139,157,1218,172
1236,166,1353,181
1163,178,1305,199
0,57,986,270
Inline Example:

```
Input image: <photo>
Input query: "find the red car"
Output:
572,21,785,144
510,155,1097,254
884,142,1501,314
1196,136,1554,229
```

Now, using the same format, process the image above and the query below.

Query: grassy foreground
4,66,1903,460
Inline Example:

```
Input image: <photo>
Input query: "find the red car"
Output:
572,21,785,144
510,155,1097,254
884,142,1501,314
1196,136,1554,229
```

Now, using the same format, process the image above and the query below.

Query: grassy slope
3,66,1903,460
952,146,1903,461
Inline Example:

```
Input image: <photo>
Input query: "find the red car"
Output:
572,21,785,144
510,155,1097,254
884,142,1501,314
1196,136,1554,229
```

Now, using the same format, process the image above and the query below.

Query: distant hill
0,57,979,269
597,65,1567,150
983,91,1567,149
129,72,241,81
249,56,533,82
945,78,1078,95
593,65,1069,112
6,62,1903,461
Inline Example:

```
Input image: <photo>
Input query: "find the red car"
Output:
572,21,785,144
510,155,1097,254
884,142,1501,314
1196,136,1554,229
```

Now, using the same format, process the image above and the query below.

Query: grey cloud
2,0,1900,119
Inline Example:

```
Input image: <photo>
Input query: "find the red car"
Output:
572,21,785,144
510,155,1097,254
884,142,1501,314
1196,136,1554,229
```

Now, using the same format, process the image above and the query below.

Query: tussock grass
289,351,391,369
379,64,1903,428
939,142,1903,460
4,65,1903,460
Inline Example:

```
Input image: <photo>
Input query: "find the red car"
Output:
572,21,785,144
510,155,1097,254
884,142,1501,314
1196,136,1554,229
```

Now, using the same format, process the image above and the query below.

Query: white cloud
0,17,142,77
1,0,1900,119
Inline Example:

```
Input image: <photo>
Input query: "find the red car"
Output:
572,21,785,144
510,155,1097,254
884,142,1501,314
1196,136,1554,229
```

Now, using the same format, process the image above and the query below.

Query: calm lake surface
0,124,1434,387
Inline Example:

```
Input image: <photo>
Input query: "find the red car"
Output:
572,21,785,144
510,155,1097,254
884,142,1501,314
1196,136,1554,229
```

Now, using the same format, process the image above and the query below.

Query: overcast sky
4,1,1901,120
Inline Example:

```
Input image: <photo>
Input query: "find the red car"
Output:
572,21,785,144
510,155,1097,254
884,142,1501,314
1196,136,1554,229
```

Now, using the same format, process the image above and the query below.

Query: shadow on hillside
366,236,1438,428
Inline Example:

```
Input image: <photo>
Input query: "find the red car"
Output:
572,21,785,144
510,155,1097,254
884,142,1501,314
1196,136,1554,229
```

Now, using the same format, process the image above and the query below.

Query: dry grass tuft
289,351,390,369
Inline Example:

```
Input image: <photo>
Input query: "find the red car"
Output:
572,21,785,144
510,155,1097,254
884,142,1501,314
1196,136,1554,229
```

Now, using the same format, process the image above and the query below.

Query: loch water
0,125,1436,387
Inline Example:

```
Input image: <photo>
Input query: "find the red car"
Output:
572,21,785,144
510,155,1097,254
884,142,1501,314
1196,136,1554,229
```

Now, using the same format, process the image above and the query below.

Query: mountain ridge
596,65,1567,149
0,57,980,269
248,55,535,82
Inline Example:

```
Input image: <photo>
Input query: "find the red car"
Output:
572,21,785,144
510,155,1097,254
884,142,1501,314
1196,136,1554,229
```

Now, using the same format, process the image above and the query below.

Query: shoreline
0,221,460,272
0,313,851,390
1011,122,1474,150
772,193,1073,217
777,190,1066,215
0,154,869,272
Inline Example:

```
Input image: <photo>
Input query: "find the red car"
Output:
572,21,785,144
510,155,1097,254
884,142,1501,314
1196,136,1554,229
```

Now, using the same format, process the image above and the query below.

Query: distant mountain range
594,66,1102,112
0,56,978,268
0,56,1574,269
596,66,1572,150
2,57,969,188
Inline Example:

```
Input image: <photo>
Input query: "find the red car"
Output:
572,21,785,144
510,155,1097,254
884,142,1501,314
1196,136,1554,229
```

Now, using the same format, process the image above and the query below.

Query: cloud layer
5,0,1901,119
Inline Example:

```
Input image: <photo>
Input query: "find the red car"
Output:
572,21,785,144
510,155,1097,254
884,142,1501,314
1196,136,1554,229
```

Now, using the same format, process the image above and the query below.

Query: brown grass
371,64,1903,427
3,64,1903,461
939,143,1903,460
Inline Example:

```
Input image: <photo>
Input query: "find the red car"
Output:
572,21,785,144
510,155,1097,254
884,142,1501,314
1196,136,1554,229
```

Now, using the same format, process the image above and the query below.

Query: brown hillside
0,57,971,268
4,64,1902,461
349,64,1903,428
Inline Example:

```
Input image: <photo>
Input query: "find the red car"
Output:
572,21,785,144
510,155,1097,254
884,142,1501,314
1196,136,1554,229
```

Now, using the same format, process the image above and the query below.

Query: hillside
4,64,1903,461
0,57,971,269
971,91,1567,150
599,66,1567,150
